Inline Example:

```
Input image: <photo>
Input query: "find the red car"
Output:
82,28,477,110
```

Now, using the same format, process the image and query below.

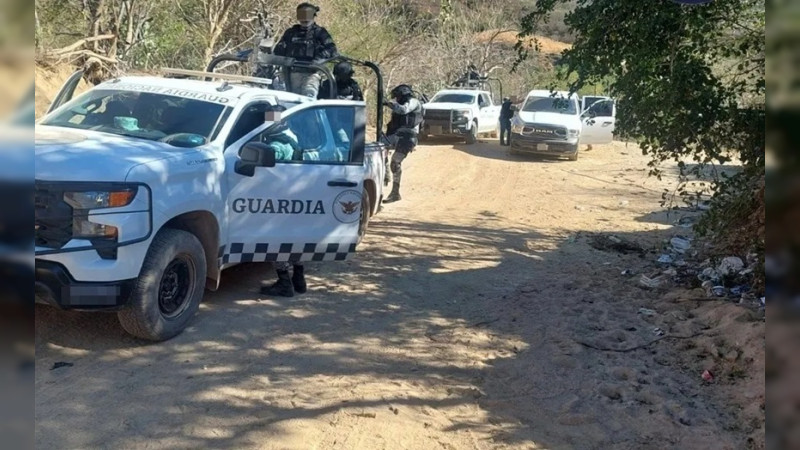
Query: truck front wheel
118,228,207,341
465,121,478,145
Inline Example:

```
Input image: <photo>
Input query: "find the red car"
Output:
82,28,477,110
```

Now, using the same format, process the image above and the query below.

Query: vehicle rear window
430,93,476,104
521,96,578,115
41,89,228,143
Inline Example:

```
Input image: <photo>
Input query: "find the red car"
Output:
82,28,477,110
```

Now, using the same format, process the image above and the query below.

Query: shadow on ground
35,211,749,449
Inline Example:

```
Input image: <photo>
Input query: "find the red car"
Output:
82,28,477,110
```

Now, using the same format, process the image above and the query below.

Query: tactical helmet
333,61,354,79
391,84,413,99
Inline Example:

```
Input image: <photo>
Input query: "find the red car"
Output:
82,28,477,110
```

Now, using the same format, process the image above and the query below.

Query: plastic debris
638,308,657,317
621,269,635,276
730,285,750,296
670,237,692,253
639,275,666,289
760,297,766,307
653,327,665,337
657,254,674,264
698,267,720,282
702,370,714,382
711,286,727,297
718,256,745,277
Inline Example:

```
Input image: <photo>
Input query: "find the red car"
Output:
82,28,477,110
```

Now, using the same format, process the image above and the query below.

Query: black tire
568,143,580,161
117,228,206,341
357,192,371,244
465,121,478,145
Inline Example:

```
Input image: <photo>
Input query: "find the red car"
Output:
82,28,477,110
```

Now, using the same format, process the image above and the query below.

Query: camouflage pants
288,72,321,98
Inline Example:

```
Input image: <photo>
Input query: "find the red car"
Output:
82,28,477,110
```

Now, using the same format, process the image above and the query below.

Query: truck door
580,99,616,145
46,70,87,115
478,93,494,133
222,103,367,266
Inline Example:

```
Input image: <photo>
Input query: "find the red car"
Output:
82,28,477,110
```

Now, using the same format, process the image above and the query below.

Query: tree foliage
517,0,765,271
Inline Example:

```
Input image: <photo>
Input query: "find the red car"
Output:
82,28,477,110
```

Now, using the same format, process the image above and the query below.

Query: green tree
517,0,765,276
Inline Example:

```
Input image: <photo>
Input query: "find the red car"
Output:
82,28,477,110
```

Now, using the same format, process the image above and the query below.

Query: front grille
522,123,568,140
35,183,73,249
424,110,451,121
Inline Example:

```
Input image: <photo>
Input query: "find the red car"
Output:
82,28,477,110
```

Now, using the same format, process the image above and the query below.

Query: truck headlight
64,189,136,210
511,122,524,133
568,129,579,138
452,109,471,120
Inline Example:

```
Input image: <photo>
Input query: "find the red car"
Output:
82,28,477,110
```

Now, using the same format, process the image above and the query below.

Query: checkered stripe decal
218,242,357,265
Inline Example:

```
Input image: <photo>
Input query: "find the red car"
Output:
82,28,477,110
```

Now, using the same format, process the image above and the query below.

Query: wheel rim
158,255,195,319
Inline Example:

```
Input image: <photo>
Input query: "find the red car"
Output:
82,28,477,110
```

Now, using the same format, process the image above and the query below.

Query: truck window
586,99,614,118
479,94,491,108
249,106,361,164
430,93,475,104
521,96,578,115
41,89,227,142
226,102,273,147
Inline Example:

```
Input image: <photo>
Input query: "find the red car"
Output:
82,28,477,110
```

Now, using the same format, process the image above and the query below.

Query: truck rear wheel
465,121,478,145
118,228,206,341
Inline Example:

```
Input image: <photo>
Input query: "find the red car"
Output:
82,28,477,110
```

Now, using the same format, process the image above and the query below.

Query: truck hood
35,125,184,182
517,111,581,129
424,103,475,111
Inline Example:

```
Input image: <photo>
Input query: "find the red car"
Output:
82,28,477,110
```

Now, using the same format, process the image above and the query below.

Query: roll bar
205,53,385,143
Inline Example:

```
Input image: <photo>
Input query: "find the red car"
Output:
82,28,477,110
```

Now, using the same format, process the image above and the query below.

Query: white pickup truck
420,88,501,144
34,66,387,341
510,89,616,161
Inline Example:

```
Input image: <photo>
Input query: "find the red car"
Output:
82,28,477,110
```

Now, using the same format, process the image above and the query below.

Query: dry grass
475,30,571,55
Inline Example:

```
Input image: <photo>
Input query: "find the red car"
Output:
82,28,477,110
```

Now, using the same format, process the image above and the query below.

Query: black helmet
391,84,413,99
333,61,354,80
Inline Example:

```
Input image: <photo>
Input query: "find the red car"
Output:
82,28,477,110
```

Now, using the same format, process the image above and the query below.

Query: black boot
292,265,307,294
260,270,294,297
384,183,402,203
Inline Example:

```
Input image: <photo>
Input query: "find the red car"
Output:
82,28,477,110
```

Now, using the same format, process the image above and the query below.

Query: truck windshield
41,89,228,142
430,93,475,104
521,96,578,115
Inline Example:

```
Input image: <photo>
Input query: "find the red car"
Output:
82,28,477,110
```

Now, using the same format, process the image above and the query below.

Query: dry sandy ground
35,139,763,449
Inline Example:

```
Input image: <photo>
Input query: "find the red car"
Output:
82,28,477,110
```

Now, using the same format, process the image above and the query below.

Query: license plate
429,125,442,134
537,143,549,151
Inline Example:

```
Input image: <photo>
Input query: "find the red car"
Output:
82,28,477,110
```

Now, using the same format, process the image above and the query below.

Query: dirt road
35,140,751,449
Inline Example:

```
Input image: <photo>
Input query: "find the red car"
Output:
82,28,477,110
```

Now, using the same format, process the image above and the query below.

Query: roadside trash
711,286,727,297
618,200,629,206
730,285,750,296
702,370,714,382
639,275,666,289
638,308,657,317
653,327,665,337
760,297,766,307
657,254,674,264
50,362,73,370
698,267,720,282
670,237,692,253
590,234,645,255
718,256,745,277
621,269,635,276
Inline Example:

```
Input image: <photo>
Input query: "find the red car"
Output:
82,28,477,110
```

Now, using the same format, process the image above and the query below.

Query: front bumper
35,259,135,310
510,133,578,154
423,119,471,136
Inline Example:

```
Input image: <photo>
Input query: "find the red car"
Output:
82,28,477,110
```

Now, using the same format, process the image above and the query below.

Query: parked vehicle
420,88,501,144
510,90,616,160
34,56,388,341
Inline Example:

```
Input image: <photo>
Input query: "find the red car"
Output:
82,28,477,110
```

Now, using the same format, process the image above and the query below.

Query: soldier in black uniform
383,84,423,203
318,61,364,100
273,2,338,97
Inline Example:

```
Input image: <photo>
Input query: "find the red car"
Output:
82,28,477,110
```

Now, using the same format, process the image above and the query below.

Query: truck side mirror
235,142,276,177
